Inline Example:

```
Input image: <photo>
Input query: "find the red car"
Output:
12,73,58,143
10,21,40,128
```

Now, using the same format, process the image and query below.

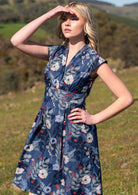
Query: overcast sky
97,0,138,7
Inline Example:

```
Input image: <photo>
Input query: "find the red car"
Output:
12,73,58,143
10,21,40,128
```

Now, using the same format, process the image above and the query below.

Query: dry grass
0,67,137,195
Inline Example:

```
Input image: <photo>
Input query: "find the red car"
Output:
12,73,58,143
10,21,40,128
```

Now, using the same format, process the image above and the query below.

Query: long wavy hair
57,1,98,51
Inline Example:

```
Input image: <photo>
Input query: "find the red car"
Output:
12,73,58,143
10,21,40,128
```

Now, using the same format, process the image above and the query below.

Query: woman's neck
68,40,85,53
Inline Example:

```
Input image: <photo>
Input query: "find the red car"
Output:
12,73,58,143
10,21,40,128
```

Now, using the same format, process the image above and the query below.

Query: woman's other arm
92,63,133,124
68,63,133,125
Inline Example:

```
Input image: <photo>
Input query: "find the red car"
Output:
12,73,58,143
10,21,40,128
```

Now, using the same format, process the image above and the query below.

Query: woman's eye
62,17,67,21
71,16,79,21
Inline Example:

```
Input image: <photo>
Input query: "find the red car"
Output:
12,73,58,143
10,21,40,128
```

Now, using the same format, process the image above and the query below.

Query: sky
97,0,138,7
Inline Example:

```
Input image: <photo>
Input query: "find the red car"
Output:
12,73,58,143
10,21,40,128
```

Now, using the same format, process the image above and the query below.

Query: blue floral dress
13,44,107,195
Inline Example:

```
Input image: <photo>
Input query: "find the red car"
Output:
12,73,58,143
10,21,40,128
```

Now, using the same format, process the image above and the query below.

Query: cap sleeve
90,50,108,71
48,45,61,60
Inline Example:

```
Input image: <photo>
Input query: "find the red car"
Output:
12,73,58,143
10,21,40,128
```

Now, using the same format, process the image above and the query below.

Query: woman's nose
65,19,71,25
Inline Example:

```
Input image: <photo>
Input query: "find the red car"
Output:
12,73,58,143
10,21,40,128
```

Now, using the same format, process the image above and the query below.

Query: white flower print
81,175,91,185
87,133,93,144
46,119,51,129
15,168,24,174
61,179,65,186
55,115,64,123
50,138,57,144
98,57,104,64
62,129,66,136
43,186,51,193
81,86,88,92
81,124,90,133
32,122,36,128
53,164,59,170
12,46,105,193
24,154,32,162
62,55,66,65
64,74,74,85
50,62,60,71
96,184,102,194
53,79,59,89
38,169,48,179
24,144,33,152
63,155,69,164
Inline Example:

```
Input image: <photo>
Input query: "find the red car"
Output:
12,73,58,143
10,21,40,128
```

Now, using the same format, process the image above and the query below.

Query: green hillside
93,4,138,19
0,0,137,29
109,14,138,29
0,67,137,194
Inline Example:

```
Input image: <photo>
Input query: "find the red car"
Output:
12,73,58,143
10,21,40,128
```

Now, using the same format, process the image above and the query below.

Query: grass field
0,23,49,39
0,67,137,194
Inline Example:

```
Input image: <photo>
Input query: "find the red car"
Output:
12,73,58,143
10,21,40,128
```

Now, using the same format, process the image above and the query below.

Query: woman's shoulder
48,45,66,59
85,45,107,69
48,44,66,52
85,45,99,56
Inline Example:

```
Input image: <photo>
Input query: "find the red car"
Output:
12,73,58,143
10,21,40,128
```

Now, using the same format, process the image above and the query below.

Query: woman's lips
64,29,71,33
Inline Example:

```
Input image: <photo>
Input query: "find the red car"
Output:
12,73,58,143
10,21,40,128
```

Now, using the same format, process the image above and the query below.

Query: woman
11,2,133,195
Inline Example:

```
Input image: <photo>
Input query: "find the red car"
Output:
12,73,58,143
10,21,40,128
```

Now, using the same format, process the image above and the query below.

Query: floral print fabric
13,44,107,195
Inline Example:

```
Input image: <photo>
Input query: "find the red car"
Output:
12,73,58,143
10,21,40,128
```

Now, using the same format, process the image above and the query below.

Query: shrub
1,70,19,94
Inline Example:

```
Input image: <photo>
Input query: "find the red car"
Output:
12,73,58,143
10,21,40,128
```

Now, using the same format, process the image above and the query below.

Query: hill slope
0,67,137,194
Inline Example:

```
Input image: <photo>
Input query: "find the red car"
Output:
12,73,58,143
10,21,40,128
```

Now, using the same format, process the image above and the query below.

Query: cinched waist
41,87,86,116
45,86,86,102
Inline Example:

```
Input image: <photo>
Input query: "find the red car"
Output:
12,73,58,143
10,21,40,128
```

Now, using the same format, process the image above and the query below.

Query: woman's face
61,8,85,41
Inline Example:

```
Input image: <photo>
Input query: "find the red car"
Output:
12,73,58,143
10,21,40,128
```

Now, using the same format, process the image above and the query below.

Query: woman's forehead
62,8,84,20
62,12,76,17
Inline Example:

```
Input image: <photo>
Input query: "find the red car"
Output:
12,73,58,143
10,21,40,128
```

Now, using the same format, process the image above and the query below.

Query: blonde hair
57,1,98,51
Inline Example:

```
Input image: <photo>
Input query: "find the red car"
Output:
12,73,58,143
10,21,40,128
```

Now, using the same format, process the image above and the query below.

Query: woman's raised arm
10,6,74,60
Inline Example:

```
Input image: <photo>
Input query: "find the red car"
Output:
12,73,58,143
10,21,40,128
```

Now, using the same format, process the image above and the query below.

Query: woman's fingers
68,111,81,117
64,5,75,14
54,5,75,16
72,119,83,123
68,108,83,122
68,108,93,125
68,115,82,120
70,108,82,112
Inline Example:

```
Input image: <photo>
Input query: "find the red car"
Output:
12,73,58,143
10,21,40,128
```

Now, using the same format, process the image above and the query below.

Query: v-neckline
64,44,87,70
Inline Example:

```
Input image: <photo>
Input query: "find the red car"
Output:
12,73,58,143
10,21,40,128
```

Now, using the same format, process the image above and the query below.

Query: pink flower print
77,164,82,169
53,164,59,170
55,184,60,189
55,115,64,123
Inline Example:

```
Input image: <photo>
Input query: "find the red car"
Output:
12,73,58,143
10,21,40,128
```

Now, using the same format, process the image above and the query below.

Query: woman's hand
68,108,94,125
49,5,75,19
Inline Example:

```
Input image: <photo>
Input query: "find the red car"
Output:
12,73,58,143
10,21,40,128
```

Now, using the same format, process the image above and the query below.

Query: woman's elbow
10,36,16,46
126,93,134,107
10,35,20,47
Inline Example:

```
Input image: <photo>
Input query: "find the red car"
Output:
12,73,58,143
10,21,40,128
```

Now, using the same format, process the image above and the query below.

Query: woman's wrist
90,114,99,125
